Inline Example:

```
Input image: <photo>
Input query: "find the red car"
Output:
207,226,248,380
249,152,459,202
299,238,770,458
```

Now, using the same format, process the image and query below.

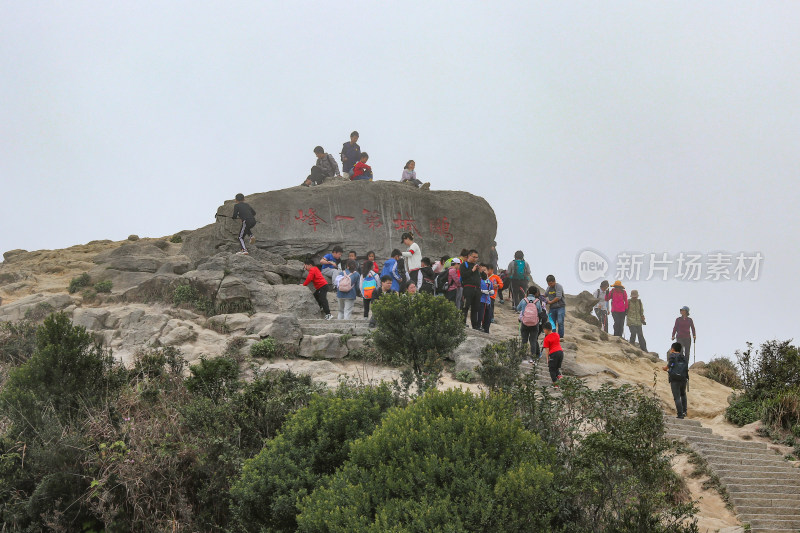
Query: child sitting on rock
351,153,373,181
401,160,430,190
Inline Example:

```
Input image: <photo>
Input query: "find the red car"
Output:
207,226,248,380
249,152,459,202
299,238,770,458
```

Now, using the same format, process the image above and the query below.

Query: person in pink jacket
605,280,629,337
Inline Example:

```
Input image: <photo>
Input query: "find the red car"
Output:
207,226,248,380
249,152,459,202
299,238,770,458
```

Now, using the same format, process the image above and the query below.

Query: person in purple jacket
671,306,697,359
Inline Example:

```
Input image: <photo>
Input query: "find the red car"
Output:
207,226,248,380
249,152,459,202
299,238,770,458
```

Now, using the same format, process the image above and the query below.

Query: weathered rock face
182,181,497,263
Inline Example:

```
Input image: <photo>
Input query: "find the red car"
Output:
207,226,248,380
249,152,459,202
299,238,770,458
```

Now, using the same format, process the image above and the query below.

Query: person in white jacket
400,232,421,290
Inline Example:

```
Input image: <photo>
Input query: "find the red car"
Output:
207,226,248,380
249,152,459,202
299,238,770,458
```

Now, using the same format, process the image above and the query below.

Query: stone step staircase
298,318,372,337
664,417,800,533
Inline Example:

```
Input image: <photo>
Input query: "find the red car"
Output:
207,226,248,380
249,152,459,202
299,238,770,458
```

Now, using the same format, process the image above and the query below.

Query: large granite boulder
182,181,497,263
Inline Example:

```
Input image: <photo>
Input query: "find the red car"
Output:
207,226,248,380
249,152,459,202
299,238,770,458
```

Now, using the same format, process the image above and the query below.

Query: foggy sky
2,1,799,362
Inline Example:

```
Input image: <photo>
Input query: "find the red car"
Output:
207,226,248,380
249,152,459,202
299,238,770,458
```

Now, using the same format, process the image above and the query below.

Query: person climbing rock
302,257,331,320
541,322,564,386
231,193,256,255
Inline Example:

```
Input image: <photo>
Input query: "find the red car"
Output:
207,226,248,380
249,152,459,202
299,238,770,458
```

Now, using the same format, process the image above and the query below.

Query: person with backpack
302,146,341,187
479,269,495,333
605,280,628,337
445,258,461,305
541,322,564,386
360,260,380,319
506,250,531,308
302,257,332,320
334,260,361,320
593,280,610,333
340,131,361,178
671,306,696,359
415,257,436,294
545,274,566,339
517,286,546,362
231,193,257,255
365,251,380,273
663,342,689,418
626,289,647,351
380,249,404,293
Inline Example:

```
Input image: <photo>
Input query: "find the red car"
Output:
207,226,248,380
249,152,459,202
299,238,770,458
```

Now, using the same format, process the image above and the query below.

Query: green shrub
702,357,742,388
0,320,39,365
173,283,200,306
170,234,183,243
455,369,475,383
231,383,400,532
93,280,113,293
296,389,557,533
762,387,800,430
250,338,298,360
68,272,91,293
185,356,240,403
477,338,525,392
370,292,465,377
22,302,54,321
725,393,761,426
0,313,125,436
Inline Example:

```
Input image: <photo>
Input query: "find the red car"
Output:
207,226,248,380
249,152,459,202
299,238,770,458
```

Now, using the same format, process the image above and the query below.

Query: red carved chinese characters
362,209,383,231
393,212,421,235
429,217,454,243
295,209,327,232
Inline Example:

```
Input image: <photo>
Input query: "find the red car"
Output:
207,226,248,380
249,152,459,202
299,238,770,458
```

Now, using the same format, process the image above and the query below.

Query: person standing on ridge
605,280,628,337
400,160,430,190
507,251,531,308
460,249,482,329
231,193,256,255
626,289,647,351
545,275,566,339
340,131,361,178
593,280,610,333
488,242,498,272
671,306,696,359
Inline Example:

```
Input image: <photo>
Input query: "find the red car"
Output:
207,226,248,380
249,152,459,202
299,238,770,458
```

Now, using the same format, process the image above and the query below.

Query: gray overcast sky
2,1,799,361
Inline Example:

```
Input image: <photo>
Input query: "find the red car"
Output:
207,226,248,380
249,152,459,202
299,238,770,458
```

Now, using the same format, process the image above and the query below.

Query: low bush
185,356,240,403
455,369,475,383
762,387,800,430
173,284,200,306
297,389,558,533
250,338,298,360
170,234,183,243
231,383,400,533
725,393,761,426
68,272,91,293
477,338,525,392
22,302,54,321
702,357,742,388
94,280,113,293
0,320,38,365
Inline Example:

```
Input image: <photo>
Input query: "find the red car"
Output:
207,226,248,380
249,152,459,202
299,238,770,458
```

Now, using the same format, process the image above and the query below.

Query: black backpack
434,271,449,295
668,355,689,382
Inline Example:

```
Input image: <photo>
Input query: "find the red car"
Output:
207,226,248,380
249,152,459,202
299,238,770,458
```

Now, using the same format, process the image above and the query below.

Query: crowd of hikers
301,131,431,189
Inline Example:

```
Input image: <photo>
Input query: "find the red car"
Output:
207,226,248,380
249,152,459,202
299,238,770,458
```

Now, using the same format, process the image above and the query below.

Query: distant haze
2,2,798,361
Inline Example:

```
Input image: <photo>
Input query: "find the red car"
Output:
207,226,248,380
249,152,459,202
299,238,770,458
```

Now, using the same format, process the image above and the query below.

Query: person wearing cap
446,257,462,306
672,306,696,359
626,289,647,352
605,280,628,337
400,232,422,290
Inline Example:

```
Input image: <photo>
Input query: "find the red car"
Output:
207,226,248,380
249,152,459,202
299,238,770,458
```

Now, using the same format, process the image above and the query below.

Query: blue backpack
511,259,526,280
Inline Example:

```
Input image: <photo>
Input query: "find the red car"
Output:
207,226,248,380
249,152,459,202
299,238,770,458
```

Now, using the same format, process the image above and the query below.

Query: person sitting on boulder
340,131,361,178
302,257,332,320
351,152,373,181
400,160,430,190
303,146,341,187
320,245,343,283
231,193,256,255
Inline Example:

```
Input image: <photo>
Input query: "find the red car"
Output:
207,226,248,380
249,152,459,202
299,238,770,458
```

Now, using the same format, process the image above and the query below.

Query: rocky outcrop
182,181,497,263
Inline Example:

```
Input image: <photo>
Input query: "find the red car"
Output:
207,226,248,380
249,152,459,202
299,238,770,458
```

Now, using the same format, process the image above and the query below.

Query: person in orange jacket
487,265,503,324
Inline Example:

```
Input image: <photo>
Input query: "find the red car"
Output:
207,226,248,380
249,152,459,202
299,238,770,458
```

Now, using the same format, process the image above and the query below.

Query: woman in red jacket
605,280,628,337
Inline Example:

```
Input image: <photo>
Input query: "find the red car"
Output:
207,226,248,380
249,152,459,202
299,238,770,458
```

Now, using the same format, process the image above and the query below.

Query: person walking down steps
232,193,256,255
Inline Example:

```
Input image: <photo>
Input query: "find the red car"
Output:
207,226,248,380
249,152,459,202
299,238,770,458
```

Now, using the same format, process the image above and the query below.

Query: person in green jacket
626,289,647,352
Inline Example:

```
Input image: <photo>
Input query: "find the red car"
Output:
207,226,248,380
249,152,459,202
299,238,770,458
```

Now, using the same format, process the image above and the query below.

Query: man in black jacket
663,342,689,419
232,193,256,255
459,250,482,329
